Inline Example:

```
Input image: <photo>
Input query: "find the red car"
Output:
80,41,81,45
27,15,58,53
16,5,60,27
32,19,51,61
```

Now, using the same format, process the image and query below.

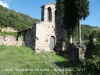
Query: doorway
50,36,55,50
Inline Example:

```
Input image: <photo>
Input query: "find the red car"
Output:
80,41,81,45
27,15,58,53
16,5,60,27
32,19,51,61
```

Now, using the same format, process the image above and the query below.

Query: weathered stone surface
68,43,86,60
78,48,83,54
25,27,36,50
24,3,66,52
79,54,84,60
1,27,17,32
17,36,23,46
0,35,23,46
4,35,16,46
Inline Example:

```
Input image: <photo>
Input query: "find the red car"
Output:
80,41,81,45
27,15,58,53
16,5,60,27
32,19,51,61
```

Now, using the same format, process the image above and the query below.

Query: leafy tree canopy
56,0,89,30
0,5,40,31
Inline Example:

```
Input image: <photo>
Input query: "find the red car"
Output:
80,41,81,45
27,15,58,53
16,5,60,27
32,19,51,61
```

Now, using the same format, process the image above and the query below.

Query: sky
0,0,100,27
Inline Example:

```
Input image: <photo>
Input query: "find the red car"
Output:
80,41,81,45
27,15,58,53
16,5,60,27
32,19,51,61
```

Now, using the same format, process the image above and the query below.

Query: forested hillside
0,5,40,31
0,5,99,38
72,24,99,41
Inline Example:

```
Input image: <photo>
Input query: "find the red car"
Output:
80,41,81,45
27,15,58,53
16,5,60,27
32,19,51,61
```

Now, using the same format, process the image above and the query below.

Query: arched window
47,7,52,21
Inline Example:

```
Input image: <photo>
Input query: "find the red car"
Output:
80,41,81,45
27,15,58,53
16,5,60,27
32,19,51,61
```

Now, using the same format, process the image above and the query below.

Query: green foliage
56,0,89,30
82,58,100,75
64,29,100,75
72,24,95,41
81,25,94,41
0,32,17,37
72,25,78,41
0,46,68,75
77,29,100,75
0,28,1,32
90,29,100,41
66,58,100,75
85,29,100,58
56,0,89,44
71,58,100,75
0,5,40,31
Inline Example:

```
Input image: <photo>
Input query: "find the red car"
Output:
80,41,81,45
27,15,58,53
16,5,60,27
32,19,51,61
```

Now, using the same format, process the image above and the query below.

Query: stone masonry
0,35,23,46
24,3,66,52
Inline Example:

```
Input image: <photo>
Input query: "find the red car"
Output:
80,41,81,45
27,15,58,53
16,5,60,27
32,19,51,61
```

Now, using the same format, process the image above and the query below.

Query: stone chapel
24,3,66,52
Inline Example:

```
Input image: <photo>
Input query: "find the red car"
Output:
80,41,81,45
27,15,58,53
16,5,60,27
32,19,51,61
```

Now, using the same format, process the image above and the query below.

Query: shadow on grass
54,51,87,75
55,60,82,68
54,49,100,75
54,60,86,75
54,57,100,75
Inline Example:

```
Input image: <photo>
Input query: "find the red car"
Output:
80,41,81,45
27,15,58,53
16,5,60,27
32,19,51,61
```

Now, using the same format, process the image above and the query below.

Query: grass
0,46,86,75
0,32,17,38
0,46,70,75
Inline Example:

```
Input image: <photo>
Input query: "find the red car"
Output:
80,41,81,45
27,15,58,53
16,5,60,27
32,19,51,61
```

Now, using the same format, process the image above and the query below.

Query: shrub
85,29,100,58
72,29,100,75
82,29,100,75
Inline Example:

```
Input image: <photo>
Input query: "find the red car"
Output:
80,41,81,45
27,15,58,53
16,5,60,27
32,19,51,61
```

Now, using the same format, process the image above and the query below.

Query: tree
56,0,89,44
0,5,40,31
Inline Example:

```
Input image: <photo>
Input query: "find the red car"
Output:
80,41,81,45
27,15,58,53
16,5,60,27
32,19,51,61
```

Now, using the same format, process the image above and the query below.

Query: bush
82,29,100,75
72,29,100,75
85,29,100,58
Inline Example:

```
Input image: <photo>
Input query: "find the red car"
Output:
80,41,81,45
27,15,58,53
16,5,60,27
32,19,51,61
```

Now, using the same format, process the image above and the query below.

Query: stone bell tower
24,3,66,52
41,3,56,23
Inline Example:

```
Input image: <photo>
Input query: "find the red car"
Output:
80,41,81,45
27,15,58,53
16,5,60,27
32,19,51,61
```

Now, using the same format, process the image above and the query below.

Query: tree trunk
78,19,81,44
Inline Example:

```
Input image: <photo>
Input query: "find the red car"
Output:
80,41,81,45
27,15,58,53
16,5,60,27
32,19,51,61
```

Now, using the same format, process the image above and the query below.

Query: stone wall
24,3,66,52
41,3,56,22
68,43,86,60
0,35,23,46
24,21,66,52
24,26,36,50
1,27,17,32
35,22,57,52
55,41,66,51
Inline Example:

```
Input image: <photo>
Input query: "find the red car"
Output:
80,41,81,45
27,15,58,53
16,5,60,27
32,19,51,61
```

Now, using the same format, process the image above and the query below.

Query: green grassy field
0,46,71,75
